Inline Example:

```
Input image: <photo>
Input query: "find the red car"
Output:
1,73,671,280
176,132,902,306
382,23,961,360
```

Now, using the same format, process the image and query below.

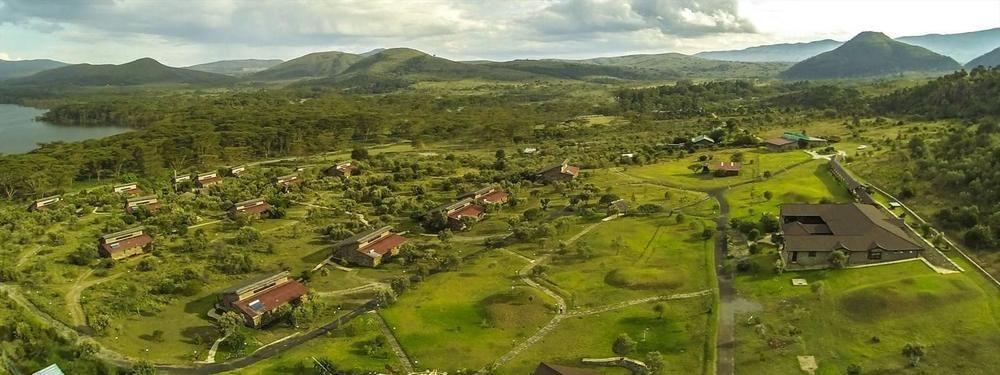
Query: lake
0,104,132,154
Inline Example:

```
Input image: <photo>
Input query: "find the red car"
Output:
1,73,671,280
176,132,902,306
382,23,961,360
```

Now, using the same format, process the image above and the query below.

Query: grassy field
626,149,812,190
228,317,401,374
733,257,1000,374
500,298,714,374
726,160,853,220
379,250,557,371
544,215,714,308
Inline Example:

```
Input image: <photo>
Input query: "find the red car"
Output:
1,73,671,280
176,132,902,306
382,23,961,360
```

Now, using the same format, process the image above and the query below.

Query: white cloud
0,51,10,60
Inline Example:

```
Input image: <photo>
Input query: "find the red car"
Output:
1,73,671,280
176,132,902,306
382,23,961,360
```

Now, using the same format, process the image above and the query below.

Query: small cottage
333,226,408,267
324,161,358,177
711,161,742,176
764,137,796,151
125,195,163,214
195,171,222,188
218,272,308,328
229,198,271,218
459,186,510,205
112,182,142,195
538,159,579,182
98,227,152,260
435,198,487,230
28,195,61,212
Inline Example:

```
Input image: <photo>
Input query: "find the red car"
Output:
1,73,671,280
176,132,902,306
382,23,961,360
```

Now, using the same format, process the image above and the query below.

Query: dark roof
232,280,307,318
100,227,145,241
712,161,742,171
765,137,795,146
336,226,393,247
539,159,578,176
533,363,600,375
781,203,924,252
221,271,290,294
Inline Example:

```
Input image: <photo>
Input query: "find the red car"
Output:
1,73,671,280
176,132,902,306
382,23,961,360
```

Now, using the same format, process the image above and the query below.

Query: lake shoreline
0,104,133,155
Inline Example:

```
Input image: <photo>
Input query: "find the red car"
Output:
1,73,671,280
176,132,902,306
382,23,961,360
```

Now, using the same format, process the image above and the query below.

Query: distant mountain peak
780,31,962,79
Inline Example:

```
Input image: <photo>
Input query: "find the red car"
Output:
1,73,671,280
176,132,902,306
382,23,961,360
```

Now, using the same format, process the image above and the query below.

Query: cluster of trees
616,80,776,117
875,67,1000,119
0,298,116,374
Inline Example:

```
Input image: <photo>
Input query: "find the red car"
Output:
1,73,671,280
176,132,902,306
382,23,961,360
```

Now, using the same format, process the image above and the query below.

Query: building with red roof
434,198,486,230
711,161,742,176
98,227,152,260
333,226,408,267
324,161,358,178
229,198,271,218
538,159,579,182
218,272,308,328
460,186,510,205
195,171,222,188
125,195,163,214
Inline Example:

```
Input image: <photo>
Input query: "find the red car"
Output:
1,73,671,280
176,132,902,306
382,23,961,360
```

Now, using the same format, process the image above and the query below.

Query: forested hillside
874,67,1000,119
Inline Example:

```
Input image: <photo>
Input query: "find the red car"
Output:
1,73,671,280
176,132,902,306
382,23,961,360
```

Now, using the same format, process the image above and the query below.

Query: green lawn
726,160,853,220
501,298,714,374
734,257,1000,374
380,250,557,371
626,149,812,190
545,215,714,309
229,317,401,374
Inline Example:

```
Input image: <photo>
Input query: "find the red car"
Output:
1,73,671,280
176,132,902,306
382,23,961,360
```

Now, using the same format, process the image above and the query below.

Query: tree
847,364,861,375
763,191,773,201
233,226,262,244
218,311,244,336
701,228,714,240
612,333,636,356
652,303,666,319
903,343,925,367
675,213,685,224
747,228,761,242
830,249,849,268
438,229,453,243
646,351,665,374
130,360,155,375
351,147,369,160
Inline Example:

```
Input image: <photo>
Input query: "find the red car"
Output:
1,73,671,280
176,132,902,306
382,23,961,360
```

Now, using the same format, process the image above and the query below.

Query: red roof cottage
125,195,163,214
98,227,152,260
711,161,742,176
460,186,510,205
229,198,271,218
218,272,308,328
196,171,222,188
333,226,408,267
324,161,358,177
28,195,61,212
112,182,142,195
538,159,579,182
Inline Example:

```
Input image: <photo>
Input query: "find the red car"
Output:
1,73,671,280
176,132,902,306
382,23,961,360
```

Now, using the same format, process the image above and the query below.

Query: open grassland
500,298,714,374
726,160,853,219
379,250,556,371
544,215,714,308
227,317,400,374
626,149,812,190
733,258,1000,374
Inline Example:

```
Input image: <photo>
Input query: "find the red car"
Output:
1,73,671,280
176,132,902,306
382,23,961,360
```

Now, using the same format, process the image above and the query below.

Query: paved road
709,189,735,375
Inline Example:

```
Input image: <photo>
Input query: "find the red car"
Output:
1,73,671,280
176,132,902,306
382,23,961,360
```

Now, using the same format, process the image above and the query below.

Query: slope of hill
0,59,69,80
481,59,668,81
5,58,236,86
695,39,842,62
780,32,962,80
186,59,283,76
966,47,1000,69
574,52,790,78
337,48,537,80
250,51,361,80
897,28,1000,64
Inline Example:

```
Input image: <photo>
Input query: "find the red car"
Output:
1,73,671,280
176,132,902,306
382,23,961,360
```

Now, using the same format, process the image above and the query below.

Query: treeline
0,87,594,201
874,66,1000,119
616,80,776,117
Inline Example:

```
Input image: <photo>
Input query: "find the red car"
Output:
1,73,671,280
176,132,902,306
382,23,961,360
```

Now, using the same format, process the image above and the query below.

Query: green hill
251,51,361,80
966,47,1000,69
898,28,1000,64
0,59,69,80
185,59,283,76
571,52,789,78
780,31,962,80
695,39,842,62
480,59,666,81
6,58,236,86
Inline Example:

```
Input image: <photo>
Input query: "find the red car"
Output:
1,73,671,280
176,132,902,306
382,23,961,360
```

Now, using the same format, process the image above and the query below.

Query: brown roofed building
764,137,796,151
334,226,408,267
781,203,924,269
98,227,152,260
28,195,61,212
324,161,358,178
437,198,486,230
460,186,510,205
711,161,742,176
218,271,308,328
538,159,579,182
113,182,142,196
196,171,222,188
274,174,301,191
229,198,271,218
533,363,600,375
125,195,163,214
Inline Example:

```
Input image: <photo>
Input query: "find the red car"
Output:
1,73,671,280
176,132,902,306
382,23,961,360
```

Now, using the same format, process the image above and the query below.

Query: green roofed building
782,132,828,147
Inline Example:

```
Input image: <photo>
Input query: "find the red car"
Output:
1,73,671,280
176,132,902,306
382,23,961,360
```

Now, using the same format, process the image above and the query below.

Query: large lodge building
537,159,579,182
218,272,308,328
334,226,408,267
98,227,152,260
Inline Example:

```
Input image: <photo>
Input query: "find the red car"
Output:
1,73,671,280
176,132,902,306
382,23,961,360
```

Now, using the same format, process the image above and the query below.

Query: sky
0,0,997,66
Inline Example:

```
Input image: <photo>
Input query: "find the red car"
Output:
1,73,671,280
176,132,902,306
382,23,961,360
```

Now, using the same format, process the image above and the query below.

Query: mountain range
780,32,962,80
185,59,283,76
697,28,1000,63
966,47,1000,69
0,59,70,80
5,58,235,86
